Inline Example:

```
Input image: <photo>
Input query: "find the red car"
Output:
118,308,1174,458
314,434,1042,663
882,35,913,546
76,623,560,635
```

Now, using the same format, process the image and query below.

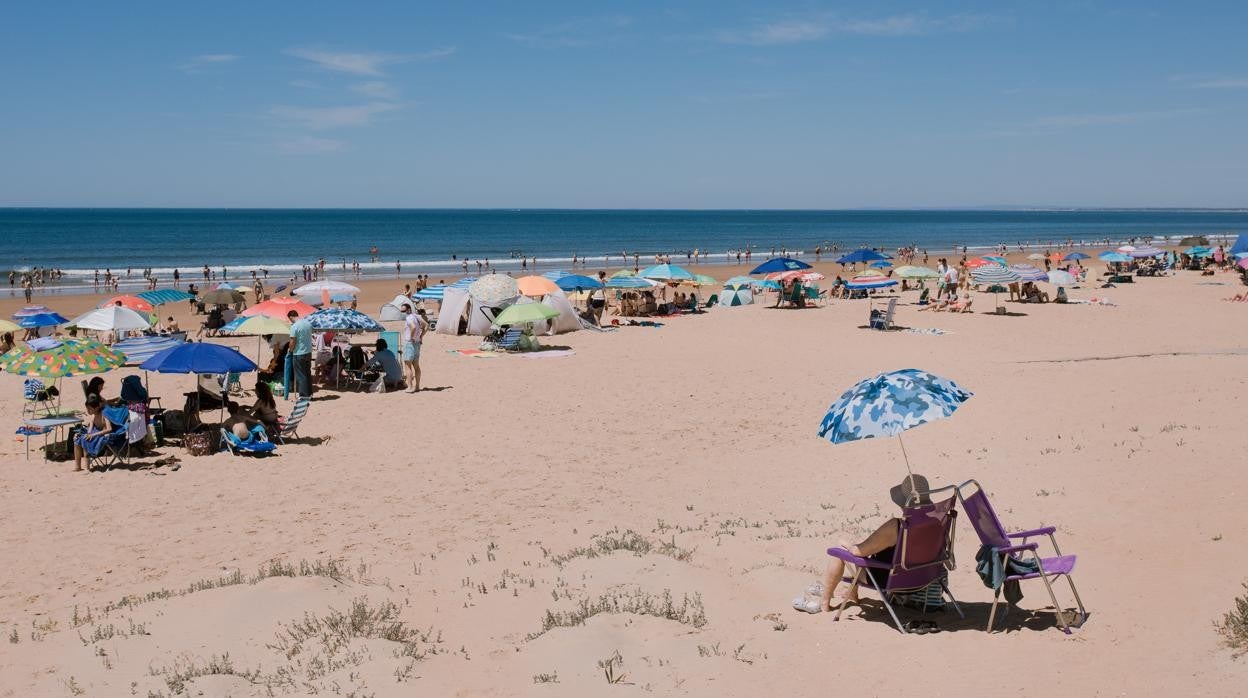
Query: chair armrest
1006,526,1056,538
827,548,890,569
995,542,1038,555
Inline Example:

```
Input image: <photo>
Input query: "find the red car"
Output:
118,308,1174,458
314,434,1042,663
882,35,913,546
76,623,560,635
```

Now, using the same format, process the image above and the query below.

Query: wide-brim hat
890,473,932,508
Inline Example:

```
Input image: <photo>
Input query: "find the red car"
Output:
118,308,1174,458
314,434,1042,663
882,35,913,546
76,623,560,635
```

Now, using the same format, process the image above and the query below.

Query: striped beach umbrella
450,277,477,289
113,335,184,365
639,263,694,281
981,255,1008,265
964,258,993,269
2,338,125,378
413,284,447,300
718,287,753,307
725,275,756,288
606,275,656,289
137,289,195,305
1008,264,1048,283
13,306,53,319
610,269,637,278
845,273,898,290
970,265,1021,285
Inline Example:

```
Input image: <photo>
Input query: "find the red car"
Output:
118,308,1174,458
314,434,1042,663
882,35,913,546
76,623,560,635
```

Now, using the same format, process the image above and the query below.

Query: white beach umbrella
70,305,152,332
292,280,361,296
1045,270,1076,286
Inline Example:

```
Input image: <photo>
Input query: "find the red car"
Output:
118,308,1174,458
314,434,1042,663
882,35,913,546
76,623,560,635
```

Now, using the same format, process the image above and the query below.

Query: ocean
1,208,1243,292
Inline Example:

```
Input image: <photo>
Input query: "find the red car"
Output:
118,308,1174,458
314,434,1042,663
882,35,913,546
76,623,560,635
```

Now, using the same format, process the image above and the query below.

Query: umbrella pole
896,434,916,497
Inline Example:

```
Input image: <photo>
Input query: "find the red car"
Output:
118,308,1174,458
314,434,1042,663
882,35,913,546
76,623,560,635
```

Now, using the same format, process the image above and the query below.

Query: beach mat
447,349,499,358
518,349,576,359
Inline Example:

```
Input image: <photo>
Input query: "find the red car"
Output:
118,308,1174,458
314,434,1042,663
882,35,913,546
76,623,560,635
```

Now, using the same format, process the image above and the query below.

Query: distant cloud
277,136,346,155
179,53,239,71
286,47,454,76
718,13,991,45
506,15,633,48
270,102,400,130
1171,75,1248,90
986,109,1206,137
351,81,399,99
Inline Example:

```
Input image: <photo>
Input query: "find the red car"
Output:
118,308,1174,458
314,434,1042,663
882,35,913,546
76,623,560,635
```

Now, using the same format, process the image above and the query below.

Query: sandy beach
1,256,1246,696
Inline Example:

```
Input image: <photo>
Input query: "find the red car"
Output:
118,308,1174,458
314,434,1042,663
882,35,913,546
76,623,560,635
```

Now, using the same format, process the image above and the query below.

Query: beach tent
719,287,753,307
379,294,415,321
435,287,519,336
540,289,581,334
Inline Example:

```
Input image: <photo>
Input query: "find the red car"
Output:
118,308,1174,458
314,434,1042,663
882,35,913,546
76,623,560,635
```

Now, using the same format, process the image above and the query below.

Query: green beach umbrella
893,265,940,279
491,303,560,327
2,338,125,378
610,269,637,278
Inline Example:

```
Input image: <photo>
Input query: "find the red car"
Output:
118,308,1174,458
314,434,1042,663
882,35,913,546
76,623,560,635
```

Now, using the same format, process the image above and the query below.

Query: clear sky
2,1,1245,208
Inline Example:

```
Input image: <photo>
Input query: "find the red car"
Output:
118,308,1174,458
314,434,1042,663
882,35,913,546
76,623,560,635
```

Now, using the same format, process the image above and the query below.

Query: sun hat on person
890,473,932,508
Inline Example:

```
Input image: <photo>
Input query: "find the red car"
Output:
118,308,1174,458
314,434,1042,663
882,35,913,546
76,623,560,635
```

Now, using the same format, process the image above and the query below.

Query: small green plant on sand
1215,582,1248,657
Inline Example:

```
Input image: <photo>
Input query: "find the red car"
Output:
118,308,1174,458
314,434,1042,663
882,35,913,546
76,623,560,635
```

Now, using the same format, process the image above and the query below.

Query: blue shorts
403,342,421,361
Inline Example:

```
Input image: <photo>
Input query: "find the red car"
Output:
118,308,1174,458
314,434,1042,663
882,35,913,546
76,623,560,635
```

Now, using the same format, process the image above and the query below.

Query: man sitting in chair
364,338,405,392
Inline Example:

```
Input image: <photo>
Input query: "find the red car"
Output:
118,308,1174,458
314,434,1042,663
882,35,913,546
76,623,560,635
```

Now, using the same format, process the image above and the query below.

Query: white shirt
405,313,427,344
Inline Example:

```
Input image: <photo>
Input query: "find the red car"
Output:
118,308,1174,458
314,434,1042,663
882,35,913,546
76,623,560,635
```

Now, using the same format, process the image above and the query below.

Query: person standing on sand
400,303,427,393
287,310,313,398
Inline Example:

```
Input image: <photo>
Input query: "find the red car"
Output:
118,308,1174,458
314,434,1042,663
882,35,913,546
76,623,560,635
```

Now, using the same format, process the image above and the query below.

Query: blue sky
2,1,1245,208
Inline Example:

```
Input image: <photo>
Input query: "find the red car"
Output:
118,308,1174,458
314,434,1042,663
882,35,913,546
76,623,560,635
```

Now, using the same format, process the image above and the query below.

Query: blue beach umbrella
1185,246,1212,257
870,260,894,269
981,255,1008,265
140,343,257,374
752,279,783,291
1063,252,1090,261
542,270,572,281
836,249,890,265
137,289,195,305
638,264,694,281
450,277,477,289
1099,251,1131,263
817,368,973,478
749,257,812,274
18,312,69,329
304,308,384,332
724,275,756,289
555,274,603,291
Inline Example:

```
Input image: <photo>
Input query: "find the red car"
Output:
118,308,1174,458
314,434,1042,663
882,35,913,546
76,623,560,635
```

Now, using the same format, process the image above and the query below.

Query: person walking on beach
287,310,313,398
400,303,427,393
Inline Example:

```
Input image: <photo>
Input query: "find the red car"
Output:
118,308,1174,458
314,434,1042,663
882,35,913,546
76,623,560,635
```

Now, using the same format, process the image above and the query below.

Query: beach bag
184,429,219,457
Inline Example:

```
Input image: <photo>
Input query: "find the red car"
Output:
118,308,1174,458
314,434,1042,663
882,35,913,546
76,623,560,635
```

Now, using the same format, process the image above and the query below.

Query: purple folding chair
957,480,1087,633
826,489,963,633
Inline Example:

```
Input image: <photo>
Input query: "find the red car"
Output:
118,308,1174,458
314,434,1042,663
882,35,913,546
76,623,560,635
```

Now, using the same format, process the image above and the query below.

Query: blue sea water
0,208,1243,290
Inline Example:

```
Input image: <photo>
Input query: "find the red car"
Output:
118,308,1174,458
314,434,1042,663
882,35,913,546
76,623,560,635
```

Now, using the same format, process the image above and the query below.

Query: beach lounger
826,489,963,633
704,294,718,308
868,298,898,330
221,424,276,456
957,479,1086,633
274,396,310,443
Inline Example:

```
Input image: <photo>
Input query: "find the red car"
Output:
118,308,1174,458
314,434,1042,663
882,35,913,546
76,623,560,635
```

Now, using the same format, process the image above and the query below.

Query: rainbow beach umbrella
2,338,125,378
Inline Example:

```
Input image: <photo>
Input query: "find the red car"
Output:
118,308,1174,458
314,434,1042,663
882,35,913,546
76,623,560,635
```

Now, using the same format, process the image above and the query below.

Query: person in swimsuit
818,474,932,612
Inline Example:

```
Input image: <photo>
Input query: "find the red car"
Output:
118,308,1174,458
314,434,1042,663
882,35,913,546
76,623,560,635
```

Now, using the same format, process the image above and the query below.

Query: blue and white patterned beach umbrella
113,335,184,365
817,369,972,445
1008,264,1048,282
304,308,384,332
137,289,195,305
450,277,477,289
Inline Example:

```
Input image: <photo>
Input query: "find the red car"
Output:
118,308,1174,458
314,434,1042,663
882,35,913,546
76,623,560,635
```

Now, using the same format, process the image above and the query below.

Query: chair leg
987,584,1003,632
1037,572,1071,634
868,575,908,634
834,568,863,621
1065,575,1087,624
942,579,965,619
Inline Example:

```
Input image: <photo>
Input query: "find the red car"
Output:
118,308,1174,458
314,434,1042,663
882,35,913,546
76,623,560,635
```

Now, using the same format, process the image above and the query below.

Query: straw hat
890,473,932,508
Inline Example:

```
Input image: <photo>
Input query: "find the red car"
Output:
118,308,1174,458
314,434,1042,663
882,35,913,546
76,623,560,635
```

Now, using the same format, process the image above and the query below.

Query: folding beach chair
275,397,310,443
957,479,1087,633
495,327,524,351
22,379,60,418
221,424,277,456
868,298,898,330
826,490,964,633
83,406,133,471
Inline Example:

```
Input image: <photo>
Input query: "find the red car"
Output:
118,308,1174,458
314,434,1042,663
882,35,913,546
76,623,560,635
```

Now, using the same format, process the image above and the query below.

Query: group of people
284,302,427,398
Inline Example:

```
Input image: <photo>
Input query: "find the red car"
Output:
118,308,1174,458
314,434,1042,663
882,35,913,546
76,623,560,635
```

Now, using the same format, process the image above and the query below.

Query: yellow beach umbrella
0,319,20,333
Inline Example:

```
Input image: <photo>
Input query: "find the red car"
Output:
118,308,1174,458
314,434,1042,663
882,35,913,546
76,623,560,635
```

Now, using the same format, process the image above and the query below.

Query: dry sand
1,259,1247,696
